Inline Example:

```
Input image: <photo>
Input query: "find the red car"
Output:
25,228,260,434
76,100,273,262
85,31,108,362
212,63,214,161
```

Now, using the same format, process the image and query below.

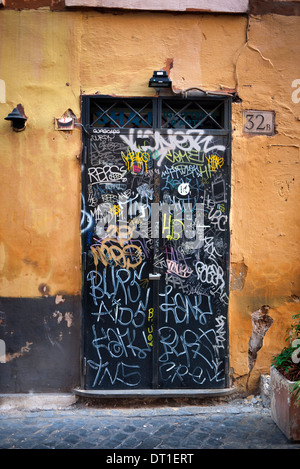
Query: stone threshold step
73,387,236,399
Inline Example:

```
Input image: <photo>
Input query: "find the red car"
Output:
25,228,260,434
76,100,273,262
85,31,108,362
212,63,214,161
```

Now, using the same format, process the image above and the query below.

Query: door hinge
225,357,229,374
225,143,231,166
224,356,231,387
83,357,87,376
82,145,87,165
82,252,87,271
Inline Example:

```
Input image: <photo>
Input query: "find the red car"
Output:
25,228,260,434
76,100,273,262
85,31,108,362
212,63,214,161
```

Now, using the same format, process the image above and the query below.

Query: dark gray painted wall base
0,296,81,393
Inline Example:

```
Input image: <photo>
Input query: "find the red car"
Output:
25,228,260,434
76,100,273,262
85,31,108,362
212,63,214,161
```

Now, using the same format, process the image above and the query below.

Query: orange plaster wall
229,14,300,389
0,11,82,297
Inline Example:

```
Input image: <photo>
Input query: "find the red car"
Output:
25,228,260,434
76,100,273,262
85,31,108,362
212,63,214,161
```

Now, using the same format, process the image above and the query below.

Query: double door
81,96,231,391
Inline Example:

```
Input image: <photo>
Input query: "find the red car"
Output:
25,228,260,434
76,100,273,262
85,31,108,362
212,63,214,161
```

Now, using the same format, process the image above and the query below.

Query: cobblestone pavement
0,398,299,451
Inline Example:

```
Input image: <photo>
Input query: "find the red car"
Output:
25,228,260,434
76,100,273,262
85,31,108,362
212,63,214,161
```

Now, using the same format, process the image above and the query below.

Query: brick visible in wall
248,305,273,373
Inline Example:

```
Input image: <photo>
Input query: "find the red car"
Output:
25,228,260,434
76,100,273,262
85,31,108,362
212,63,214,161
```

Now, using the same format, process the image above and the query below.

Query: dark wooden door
81,97,231,390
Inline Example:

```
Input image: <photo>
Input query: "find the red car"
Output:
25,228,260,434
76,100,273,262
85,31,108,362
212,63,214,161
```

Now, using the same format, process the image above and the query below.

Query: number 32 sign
243,110,275,136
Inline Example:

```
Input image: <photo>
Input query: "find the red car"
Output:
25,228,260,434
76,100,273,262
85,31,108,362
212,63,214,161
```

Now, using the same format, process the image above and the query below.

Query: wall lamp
4,104,27,131
149,71,172,88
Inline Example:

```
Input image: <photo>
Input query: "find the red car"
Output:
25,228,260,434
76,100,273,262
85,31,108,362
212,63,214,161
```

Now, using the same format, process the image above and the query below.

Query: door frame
78,94,233,396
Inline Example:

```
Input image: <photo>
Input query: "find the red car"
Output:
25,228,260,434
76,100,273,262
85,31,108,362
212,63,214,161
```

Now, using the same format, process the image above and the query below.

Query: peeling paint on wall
230,261,248,291
0,296,80,392
53,311,74,328
55,295,66,305
5,341,33,363
274,176,295,201
0,79,5,103
38,284,51,297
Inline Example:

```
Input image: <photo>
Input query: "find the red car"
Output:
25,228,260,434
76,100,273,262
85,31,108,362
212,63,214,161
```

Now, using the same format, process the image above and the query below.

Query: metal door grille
85,96,230,131
90,98,154,129
160,99,225,129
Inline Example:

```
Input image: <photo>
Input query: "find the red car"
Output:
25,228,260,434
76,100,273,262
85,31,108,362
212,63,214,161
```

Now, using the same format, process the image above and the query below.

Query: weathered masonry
0,1,299,397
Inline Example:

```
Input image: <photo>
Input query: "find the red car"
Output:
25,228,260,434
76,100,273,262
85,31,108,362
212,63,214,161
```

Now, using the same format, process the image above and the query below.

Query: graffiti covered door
81,96,231,391
156,129,230,389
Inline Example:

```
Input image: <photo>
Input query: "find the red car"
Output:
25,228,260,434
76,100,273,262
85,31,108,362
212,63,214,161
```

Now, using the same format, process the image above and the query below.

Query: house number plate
243,110,275,135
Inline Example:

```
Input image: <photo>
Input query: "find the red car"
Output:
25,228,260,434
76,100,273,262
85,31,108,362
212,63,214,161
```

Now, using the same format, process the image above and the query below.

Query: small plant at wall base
270,312,300,441
271,313,300,404
292,381,300,405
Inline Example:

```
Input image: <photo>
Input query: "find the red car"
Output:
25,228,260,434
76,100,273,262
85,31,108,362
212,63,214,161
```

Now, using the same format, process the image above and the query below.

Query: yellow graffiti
147,308,154,347
206,154,224,171
110,204,123,219
164,149,224,179
121,150,151,174
162,213,184,241
165,149,201,166
139,278,149,289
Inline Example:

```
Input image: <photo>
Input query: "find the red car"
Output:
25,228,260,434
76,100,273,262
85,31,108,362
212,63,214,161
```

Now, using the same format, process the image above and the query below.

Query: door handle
149,273,161,280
